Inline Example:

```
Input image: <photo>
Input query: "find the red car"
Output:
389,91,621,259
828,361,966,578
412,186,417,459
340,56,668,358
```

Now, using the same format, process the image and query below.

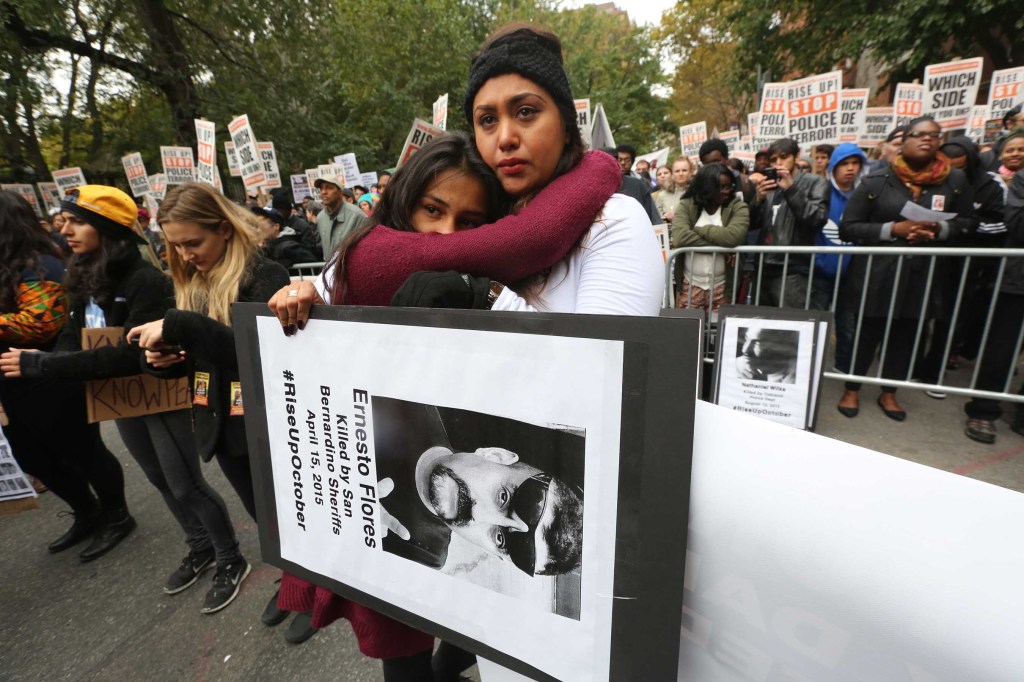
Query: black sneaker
164,549,215,595
201,557,251,614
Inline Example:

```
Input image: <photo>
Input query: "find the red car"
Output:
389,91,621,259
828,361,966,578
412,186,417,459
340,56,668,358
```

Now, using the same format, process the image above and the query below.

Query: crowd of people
2,17,1024,681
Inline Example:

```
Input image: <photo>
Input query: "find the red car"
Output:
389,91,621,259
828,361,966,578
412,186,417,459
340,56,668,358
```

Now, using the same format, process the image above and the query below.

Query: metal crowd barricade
666,245,1024,404
288,261,326,281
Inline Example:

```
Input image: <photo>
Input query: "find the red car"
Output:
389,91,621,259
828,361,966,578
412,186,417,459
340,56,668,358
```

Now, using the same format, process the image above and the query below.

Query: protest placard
147,173,167,200
1,184,42,216
234,303,699,682
746,112,759,141
52,167,87,197
227,114,266,190
988,67,1024,122
433,93,449,131
291,174,312,202
37,182,61,208
785,71,841,145
892,83,925,130
120,152,151,197
716,130,740,153
633,147,669,171
257,141,282,189
160,146,195,185
398,118,446,168
360,172,379,188
924,57,984,129
0,424,38,511
224,141,242,176
679,122,707,161
333,153,361,189
304,168,323,201
838,88,870,143
757,83,788,146
81,328,190,423
860,107,894,148
317,164,346,189
194,119,218,187
574,99,592,146
967,105,988,143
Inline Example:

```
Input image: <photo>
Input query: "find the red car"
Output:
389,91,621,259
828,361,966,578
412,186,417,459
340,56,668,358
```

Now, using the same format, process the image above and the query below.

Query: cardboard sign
966,105,989,143
838,88,870,143
574,98,592,146
290,174,312,202
757,83,788,146
52,167,87,197
432,93,449,131
988,67,1024,122
1,184,42,216
227,114,266,190
160,146,195,185
194,120,218,187
860,107,894,148
147,173,167,200
257,141,282,189
224,141,242,177
679,122,707,161
333,153,361,189
892,83,925,130
785,71,842,146
81,327,190,423
37,182,61,208
120,152,151,198
397,118,446,168
924,58,984,129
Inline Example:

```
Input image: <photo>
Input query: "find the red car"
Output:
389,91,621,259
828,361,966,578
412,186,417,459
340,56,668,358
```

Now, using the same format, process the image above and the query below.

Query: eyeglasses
906,131,941,140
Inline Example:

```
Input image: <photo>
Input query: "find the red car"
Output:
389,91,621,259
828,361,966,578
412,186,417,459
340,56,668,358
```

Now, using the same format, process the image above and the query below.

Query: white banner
227,114,266,190
224,141,241,177
160,146,195,185
785,71,842,146
1,183,42,216
121,152,151,197
575,98,592,147
195,120,218,187
257,141,282,189
988,67,1024,122
839,88,870,144
924,57,984,130
51,167,87,197
892,83,925,131
757,83,788,146
333,153,361,189
679,122,708,162
432,93,449,131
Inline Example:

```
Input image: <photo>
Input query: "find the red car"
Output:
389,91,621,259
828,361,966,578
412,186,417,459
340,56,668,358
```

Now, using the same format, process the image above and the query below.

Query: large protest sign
304,167,323,201
757,83,788,147
257,142,282,189
290,174,312,202
924,58,984,130
360,172,379,188
333,153,361,188
716,130,740,153
432,93,449,131
838,88,869,144
147,173,167,200
160,146,195,185
746,112,759,142
988,67,1024,122
227,114,266,190
574,99,592,147
860,106,893,148
224,141,242,177
967,105,989,143
120,152,151,197
398,118,446,168
37,182,61,208
235,304,701,682
785,71,841,146
1,184,42,216
679,122,707,162
195,120,218,187
52,167,87,197
81,328,190,423
892,83,925,130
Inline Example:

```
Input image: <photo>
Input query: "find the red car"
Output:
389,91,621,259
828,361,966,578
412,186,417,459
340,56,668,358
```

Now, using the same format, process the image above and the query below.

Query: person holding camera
752,138,831,309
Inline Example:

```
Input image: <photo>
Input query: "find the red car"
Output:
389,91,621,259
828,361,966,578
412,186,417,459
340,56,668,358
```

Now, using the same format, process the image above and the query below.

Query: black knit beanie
463,33,574,126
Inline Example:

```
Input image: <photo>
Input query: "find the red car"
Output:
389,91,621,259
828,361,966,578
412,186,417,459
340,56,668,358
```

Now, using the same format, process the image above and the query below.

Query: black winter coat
148,256,289,461
754,171,830,272
1002,171,1024,296
839,165,977,319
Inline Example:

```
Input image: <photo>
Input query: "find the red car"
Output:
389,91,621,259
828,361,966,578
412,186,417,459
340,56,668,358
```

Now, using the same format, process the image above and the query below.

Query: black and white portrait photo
372,397,585,619
735,326,799,383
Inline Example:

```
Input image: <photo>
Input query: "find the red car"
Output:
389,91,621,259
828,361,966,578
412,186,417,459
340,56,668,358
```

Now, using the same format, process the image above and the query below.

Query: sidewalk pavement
2,374,1022,681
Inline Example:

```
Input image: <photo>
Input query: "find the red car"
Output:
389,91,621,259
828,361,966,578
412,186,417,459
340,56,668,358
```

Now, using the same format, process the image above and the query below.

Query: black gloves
391,271,492,310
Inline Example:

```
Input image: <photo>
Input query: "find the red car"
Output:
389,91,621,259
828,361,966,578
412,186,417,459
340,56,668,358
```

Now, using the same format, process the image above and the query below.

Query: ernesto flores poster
255,316,624,681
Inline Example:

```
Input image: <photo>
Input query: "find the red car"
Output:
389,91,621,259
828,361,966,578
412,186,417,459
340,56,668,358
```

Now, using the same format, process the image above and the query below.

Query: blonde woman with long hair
128,182,291,618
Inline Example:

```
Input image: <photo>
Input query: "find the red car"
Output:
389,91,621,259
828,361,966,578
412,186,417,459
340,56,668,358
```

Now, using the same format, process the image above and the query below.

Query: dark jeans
759,272,832,311
845,318,917,393
215,450,257,522
1,377,126,515
964,292,1024,422
116,411,241,565
833,298,857,374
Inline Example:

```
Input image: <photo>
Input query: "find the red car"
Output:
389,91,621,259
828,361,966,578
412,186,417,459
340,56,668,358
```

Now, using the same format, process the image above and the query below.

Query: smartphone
129,337,183,354
762,167,779,182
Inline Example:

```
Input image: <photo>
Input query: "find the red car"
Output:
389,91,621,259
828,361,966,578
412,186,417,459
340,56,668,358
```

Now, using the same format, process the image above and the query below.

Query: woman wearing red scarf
835,115,977,421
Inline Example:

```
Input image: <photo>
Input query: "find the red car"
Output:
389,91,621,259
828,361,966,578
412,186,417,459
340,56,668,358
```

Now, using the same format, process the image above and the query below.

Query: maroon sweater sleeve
340,150,622,306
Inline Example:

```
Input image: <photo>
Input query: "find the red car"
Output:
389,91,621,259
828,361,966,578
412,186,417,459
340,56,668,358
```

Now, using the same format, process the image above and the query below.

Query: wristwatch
485,281,505,310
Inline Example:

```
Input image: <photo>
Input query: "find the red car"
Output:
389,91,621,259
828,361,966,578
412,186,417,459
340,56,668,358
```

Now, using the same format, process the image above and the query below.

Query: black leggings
844,318,917,393
215,450,257,521
1,377,126,514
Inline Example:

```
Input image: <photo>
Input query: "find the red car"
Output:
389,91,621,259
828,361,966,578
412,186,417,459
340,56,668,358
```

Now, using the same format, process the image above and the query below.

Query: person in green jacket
671,162,750,312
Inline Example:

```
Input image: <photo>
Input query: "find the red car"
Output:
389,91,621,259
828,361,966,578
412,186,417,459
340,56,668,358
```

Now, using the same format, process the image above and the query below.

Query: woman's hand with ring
268,280,323,335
